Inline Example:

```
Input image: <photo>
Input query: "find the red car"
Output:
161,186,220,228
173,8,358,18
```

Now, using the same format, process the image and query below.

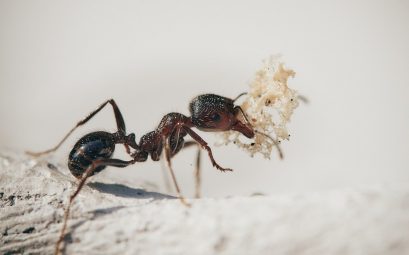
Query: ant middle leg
27,99,127,157
163,137,191,207
160,141,202,198
182,141,202,198
55,158,136,255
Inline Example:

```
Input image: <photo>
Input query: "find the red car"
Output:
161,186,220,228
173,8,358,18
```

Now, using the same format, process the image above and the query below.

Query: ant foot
179,197,192,207
214,164,233,172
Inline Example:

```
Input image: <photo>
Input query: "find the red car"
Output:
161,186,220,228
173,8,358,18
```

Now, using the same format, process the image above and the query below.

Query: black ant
27,93,282,255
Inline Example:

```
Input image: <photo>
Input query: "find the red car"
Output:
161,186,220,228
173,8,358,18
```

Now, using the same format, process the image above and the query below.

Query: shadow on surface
88,182,175,200
61,205,125,253
61,185,174,253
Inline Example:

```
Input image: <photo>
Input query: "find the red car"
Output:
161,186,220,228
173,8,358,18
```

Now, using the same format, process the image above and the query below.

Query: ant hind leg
55,158,135,255
27,99,126,157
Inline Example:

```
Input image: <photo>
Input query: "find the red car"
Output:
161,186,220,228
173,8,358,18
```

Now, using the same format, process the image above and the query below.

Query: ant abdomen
68,131,116,178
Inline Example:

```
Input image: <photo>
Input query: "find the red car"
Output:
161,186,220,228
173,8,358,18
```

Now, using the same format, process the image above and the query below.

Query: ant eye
211,113,221,122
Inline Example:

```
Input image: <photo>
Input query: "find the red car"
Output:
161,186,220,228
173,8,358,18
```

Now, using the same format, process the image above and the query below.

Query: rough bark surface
1,151,408,255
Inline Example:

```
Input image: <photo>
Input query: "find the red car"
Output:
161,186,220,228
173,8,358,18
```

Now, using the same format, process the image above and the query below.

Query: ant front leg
55,158,136,255
27,99,128,157
182,125,232,172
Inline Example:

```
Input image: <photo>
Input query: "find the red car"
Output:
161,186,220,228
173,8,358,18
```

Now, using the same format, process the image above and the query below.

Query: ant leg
27,99,127,157
163,137,191,207
194,147,201,198
182,141,202,198
182,126,232,172
159,155,173,193
160,141,200,196
55,158,135,255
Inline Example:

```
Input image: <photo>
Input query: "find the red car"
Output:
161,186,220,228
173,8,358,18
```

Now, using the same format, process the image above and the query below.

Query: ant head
189,94,254,138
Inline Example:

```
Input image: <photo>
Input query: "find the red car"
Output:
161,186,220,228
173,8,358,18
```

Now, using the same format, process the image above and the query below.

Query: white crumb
218,55,299,159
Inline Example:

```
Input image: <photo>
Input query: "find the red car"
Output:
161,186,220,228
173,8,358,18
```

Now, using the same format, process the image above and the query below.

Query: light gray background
1,0,408,197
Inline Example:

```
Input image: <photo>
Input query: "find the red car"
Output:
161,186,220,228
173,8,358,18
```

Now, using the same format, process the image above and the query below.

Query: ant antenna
233,105,283,159
233,92,248,103
254,130,284,159
297,95,309,104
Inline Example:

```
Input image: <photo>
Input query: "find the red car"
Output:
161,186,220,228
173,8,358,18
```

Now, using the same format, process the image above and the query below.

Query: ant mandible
27,93,278,255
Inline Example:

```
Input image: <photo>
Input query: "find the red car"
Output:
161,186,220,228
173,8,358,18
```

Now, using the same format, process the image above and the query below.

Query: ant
27,93,282,255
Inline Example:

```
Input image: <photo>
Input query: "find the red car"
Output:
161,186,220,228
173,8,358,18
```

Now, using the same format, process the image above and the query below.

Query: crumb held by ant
217,55,299,159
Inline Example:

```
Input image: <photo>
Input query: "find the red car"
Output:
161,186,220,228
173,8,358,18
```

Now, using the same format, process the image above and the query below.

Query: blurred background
0,0,408,198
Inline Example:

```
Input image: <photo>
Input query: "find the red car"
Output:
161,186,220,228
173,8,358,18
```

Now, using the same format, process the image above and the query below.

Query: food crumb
217,55,299,159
